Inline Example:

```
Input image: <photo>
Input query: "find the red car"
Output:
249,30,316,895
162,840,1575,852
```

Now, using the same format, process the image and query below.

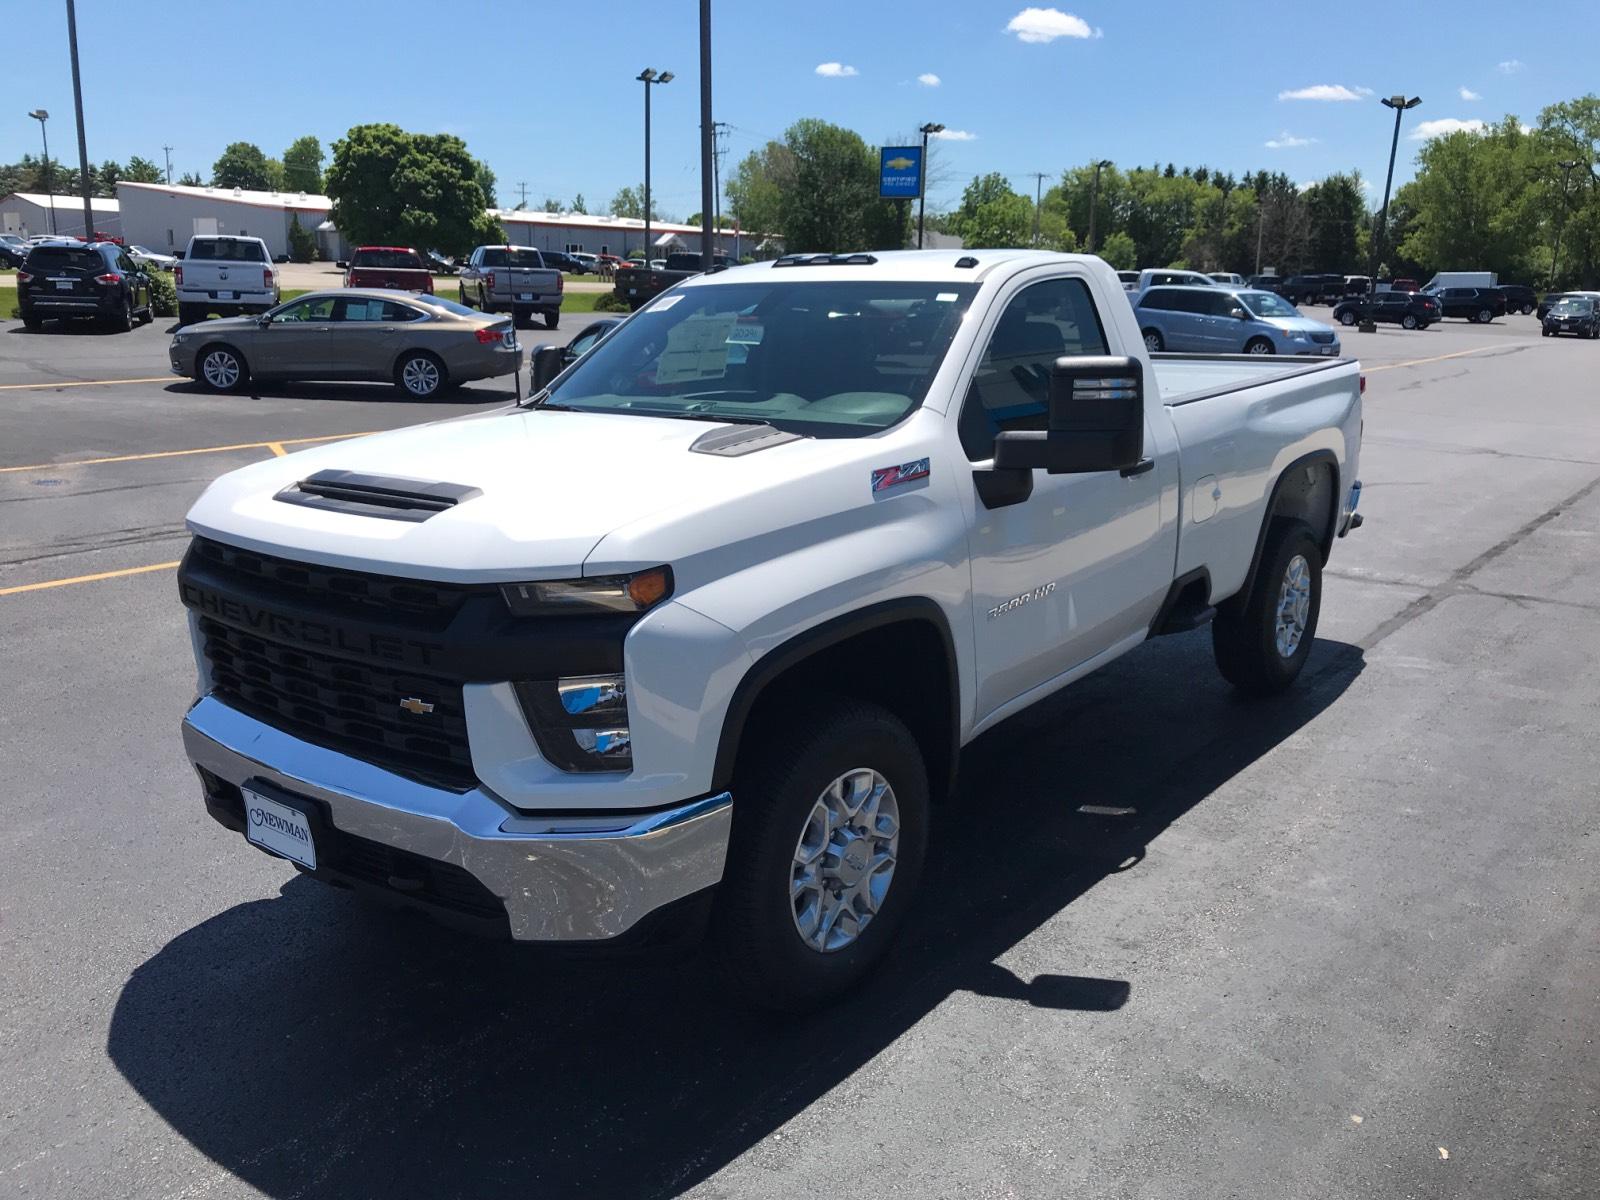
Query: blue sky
6,1,1593,217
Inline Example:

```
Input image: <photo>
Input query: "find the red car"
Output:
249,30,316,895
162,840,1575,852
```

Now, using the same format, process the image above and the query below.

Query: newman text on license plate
242,787,316,869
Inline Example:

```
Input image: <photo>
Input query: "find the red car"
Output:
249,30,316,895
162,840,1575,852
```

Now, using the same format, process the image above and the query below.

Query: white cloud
1497,59,1525,74
1520,123,1534,135
1265,131,1317,149
1278,84,1372,101
1005,7,1099,43
814,62,858,77
1459,86,1481,101
1409,117,1487,140
1297,181,1316,193
930,128,977,141
917,72,941,87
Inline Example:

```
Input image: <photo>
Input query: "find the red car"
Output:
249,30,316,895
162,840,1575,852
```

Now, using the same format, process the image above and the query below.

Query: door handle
1120,458,1155,478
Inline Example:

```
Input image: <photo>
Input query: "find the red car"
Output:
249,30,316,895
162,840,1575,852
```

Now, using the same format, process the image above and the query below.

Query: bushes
287,215,316,263
593,291,632,313
145,266,177,317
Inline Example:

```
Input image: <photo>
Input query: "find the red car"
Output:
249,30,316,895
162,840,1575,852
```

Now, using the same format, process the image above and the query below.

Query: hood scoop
273,469,482,523
689,423,803,457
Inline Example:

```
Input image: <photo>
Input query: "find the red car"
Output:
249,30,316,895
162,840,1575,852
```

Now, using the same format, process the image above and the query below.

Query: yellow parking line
0,560,181,596
266,442,287,457
0,430,376,474
1365,346,1502,373
0,375,180,391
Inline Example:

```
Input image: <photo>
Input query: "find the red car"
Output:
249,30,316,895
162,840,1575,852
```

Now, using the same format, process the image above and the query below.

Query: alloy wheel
790,768,900,953
1274,554,1312,658
401,355,441,396
201,350,240,390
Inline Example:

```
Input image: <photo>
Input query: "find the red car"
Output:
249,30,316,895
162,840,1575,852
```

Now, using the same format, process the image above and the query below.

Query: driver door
258,295,335,374
960,273,1176,723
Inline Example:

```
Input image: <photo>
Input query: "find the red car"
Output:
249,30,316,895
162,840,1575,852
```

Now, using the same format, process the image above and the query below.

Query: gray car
170,289,521,399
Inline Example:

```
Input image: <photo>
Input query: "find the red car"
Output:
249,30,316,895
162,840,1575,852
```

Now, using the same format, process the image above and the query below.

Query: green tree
282,136,324,192
1098,230,1137,270
542,197,562,213
211,141,274,190
474,160,498,208
609,184,660,221
123,155,163,183
726,143,788,238
1303,172,1366,273
286,214,316,263
726,120,903,251
950,173,1033,248
324,123,503,255
177,170,204,187
96,160,121,197
572,192,588,214
265,157,287,190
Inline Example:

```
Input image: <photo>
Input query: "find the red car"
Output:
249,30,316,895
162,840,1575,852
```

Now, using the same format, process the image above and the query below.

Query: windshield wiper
645,410,774,426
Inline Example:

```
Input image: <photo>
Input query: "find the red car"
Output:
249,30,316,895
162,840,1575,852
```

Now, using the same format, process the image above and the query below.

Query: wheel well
715,609,959,805
393,347,446,378
1247,453,1340,595
197,342,247,373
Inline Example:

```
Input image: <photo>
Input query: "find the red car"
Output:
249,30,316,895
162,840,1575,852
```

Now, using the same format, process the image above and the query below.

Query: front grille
1310,331,1336,345
189,536,477,621
199,615,475,789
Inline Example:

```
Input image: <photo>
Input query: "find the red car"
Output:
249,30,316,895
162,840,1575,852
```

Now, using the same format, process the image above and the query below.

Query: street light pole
66,0,95,240
1087,159,1111,253
28,110,55,235
698,0,715,270
917,122,942,249
1549,159,1582,291
1030,172,1047,246
1359,93,1421,333
637,68,674,266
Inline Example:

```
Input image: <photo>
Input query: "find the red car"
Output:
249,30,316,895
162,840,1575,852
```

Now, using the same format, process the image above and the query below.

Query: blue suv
1136,286,1340,356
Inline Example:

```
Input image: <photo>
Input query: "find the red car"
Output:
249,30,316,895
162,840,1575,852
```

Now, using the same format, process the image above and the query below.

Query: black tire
543,309,560,330
1542,328,1551,337
23,313,43,332
1476,308,1492,324
106,299,134,333
1401,313,1418,330
1244,336,1275,355
1142,328,1164,353
178,303,206,326
1339,309,1357,326
1213,518,1322,696
395,350,446,398
712,698,930,1012
196,344,248,393
458,284,471,307
1521,303,1534,316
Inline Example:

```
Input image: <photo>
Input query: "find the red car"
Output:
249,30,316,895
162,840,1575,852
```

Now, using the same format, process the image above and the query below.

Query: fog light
515,676,633,773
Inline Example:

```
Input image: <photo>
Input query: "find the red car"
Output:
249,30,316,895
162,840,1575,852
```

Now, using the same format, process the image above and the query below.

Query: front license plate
242,787,316,869
1320,346,1334,355
217,291,234,300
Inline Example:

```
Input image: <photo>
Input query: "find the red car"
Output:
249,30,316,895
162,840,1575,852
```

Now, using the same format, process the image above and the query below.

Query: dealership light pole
1549,159,1582,290
65,0,95,240
698,0,715,270
1360,93,1421,333
1087,159,1111,253
28,109,56,235
637,68,673,264
917,122,943,248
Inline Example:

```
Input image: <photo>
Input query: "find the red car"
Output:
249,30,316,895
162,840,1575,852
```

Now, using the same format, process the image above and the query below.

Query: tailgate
181,261,267,295
29,254,103,299
504,268,556,297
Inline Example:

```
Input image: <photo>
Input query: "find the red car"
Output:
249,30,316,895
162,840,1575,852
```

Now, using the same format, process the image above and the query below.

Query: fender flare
710,597,961,795
1236,449,1340,605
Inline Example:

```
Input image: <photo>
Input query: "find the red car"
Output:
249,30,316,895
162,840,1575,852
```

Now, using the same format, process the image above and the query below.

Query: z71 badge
871,458,931,494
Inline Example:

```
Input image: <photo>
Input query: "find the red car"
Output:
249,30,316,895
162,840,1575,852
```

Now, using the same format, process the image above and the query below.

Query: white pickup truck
177,250,1362,1008
175,235,280,324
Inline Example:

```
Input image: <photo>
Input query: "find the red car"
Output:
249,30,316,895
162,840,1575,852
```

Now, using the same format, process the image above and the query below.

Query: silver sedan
170,289,522,398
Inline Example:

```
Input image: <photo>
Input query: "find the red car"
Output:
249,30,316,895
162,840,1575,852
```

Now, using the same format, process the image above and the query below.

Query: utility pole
1360,93,1422,332
515,181,529,209
1029,172,1048,246
712,120,730,256
162,145,173,184
66,0,95,240
698,0,715,270
1255,203,1265,276
1087,159,1111,253
1549,159,1582,290
917,122,943,249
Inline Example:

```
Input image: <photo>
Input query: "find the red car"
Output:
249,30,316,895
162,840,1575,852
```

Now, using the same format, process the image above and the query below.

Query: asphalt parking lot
2,307,1597,1198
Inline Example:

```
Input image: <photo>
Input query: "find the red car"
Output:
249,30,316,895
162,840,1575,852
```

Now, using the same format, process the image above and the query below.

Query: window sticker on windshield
655,312,737,383
936,292,959,302
648,294,684,311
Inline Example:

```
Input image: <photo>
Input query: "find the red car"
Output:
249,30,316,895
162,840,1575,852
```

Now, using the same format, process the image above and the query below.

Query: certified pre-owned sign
879,146,923,199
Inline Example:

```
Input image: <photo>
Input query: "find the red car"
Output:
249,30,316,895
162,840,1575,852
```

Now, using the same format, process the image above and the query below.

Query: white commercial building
0,192,121,240
116,181,333,259
494,209,747,259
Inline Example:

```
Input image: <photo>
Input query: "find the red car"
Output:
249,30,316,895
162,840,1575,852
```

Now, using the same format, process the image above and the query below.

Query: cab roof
680,248,1107,288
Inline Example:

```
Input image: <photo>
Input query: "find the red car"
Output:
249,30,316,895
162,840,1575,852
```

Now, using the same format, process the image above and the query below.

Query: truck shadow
108,631,1363,1199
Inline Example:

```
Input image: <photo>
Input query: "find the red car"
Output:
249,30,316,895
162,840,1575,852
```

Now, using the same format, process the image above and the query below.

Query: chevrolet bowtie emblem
398,697,435,715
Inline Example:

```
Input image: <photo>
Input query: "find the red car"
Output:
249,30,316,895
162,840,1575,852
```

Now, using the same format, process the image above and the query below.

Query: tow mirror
979,356,1144,509
529,344,566,392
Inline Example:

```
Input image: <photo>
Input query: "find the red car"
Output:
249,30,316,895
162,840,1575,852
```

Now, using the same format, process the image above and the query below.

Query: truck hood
185,408,861,581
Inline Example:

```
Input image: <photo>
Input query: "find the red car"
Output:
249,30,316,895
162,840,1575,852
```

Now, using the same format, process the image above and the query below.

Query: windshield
544,280,979,437
190,238,267,262
1553,300,1593,315
479,248,546,268
1238,291,1300,319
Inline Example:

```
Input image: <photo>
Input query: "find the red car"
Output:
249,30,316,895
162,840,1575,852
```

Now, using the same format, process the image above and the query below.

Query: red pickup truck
338,246,434,294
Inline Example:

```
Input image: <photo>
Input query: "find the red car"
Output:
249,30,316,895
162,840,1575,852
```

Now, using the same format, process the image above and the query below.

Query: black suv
538,250,585,274
1496,284,1537,315
1277,274,1347,305
1331,291,1441,330
18,241,155,332
1430,286,1506,323
1542,296,1599,339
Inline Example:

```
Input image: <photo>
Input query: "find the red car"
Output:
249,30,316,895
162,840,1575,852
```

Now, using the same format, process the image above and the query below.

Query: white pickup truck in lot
175,234,280,324
177,249,1362,1008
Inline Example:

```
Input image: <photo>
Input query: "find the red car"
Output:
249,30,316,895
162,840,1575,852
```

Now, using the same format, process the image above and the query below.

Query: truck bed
1150,353,1353,405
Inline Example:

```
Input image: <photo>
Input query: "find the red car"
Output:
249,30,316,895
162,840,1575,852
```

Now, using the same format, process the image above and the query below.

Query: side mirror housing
985,356,1144,497
1230,306,1248,320
529,344,566,392
335,260,348,269
256,314,272,327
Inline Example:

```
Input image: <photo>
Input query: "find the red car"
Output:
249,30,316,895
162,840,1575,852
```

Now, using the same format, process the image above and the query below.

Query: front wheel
1142,328,1165,353
1339,310,1358,326
1244,337,1275,355
1213,518,1322,695
197,345,247,393
23,313,42,332
712,699,929,1012
395,351,446,398
1521,303,1535,316
1476,308,1493,324
1401,313,1418,330
543,309,560,330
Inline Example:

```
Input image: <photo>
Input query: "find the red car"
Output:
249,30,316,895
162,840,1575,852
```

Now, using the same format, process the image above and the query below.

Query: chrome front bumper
181,696,732,941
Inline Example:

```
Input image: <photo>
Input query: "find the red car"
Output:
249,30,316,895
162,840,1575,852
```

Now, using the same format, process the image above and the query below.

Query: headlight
172,333,186,344
501,565,672,616
1290,330,1310,341
515,673,633,772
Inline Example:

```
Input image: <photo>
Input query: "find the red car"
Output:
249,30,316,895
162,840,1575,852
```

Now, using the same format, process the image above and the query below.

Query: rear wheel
1213,519,1322,695
197,345,247,393
458,284,471,307
1339,309,1357,326
178,303,205,326
1476,308,1493,324
543,309,560,330
1521,303,1534,316
395,350,446,399
1401,313,1418,330
23,313,43,332
1142,328,1165,353
713,698,929,1012
107,299,134,333
1244,337,1275,355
